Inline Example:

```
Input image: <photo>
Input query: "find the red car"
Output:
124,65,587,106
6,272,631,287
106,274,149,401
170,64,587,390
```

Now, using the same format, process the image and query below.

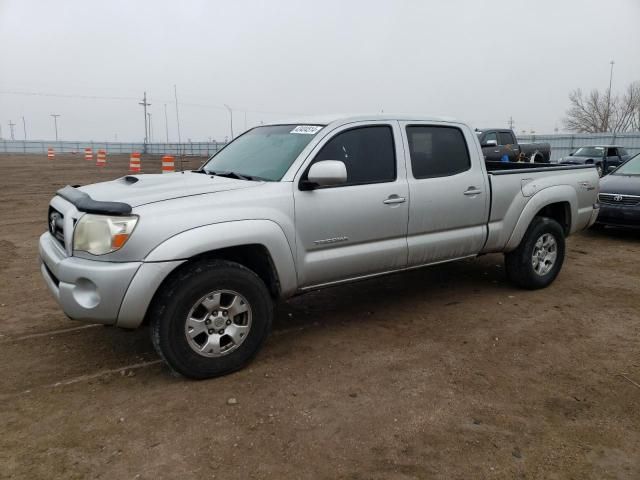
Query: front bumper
596,204,640,228
39,232,141,324
39,232,183,327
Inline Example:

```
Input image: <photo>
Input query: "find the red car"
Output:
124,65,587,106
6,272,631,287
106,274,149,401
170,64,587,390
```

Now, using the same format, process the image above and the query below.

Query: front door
399,122,489,266
293,122,409,288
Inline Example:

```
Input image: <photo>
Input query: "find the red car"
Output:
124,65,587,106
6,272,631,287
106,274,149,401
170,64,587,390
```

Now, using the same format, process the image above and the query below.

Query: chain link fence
0,140,225,157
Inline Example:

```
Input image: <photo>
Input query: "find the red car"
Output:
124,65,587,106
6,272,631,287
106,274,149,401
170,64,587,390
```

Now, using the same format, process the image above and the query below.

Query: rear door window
406,126,471,179
498,131,516,145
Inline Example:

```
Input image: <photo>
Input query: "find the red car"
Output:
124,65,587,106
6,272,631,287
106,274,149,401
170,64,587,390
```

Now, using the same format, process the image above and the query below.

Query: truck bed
485,161,596,175
482,162,599,254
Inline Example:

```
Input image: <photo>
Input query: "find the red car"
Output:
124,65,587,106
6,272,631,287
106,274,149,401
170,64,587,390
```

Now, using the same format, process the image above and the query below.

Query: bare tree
564,81,640,133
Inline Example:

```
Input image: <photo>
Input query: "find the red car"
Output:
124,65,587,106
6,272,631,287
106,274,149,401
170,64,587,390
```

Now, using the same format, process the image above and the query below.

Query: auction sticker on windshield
290,125,323,134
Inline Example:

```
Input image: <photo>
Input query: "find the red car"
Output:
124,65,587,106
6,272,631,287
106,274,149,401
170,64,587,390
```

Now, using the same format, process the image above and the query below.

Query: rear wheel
505,217,565,289
150,259,273,379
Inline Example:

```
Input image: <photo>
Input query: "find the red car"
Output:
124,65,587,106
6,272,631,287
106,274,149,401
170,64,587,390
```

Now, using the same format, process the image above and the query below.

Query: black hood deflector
57,185,133,215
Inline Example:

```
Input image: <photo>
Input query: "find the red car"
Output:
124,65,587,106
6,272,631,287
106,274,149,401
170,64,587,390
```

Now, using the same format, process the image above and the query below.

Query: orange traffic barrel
129,152,141,173
162,155,175,173
96,149,107,167
47,148,55,160
84,147,93,161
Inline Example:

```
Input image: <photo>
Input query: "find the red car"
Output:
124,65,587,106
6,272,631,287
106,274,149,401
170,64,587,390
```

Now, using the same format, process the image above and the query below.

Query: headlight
73,214,138,255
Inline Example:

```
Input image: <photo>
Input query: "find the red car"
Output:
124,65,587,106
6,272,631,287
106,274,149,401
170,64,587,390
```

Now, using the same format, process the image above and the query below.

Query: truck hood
599,174,640,196
78,171,261,208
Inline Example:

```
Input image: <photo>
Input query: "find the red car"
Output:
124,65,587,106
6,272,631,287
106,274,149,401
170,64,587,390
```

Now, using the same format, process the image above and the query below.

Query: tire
505,217,565,290
150,259,273,379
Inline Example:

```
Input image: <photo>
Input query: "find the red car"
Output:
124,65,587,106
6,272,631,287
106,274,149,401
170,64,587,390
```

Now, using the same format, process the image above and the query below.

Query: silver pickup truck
39,115,600,378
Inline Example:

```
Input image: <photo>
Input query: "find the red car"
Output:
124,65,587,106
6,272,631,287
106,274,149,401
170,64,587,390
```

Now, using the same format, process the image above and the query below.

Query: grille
598,193,640,206
48,207,65,248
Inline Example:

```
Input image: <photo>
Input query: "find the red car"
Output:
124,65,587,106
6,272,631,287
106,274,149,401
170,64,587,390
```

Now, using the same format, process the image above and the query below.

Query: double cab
39,115,600,378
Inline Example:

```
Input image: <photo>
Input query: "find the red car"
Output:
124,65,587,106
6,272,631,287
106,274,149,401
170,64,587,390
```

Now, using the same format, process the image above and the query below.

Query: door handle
464,187,483,196
383,195,406,205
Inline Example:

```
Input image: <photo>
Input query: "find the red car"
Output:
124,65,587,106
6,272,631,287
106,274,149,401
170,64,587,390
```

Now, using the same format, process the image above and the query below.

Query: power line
0,89,303,116
0,90,138,101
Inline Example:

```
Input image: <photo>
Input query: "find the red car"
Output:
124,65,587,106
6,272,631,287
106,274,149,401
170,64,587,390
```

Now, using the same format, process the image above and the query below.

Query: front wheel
150,259,273,379
505,217,565,289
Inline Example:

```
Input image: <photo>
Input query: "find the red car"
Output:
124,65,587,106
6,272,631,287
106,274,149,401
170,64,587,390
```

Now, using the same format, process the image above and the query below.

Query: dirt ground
1,153,639,479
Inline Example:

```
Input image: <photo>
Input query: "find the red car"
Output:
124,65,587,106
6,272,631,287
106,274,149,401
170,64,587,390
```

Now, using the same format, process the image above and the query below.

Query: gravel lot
1,153,639,479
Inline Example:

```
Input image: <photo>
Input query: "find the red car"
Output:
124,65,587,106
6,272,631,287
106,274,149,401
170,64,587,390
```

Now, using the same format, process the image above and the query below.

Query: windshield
573,146,605,157
612,153,640,176
202,124,324,181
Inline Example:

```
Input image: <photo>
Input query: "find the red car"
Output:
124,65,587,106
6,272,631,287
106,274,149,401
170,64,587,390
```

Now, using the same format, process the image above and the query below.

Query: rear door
400,122,489,265
606,147,623,168
293,122,409,288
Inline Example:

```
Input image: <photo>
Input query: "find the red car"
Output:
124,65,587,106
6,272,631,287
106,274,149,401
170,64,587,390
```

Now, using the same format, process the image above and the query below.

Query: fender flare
505,185,577,251
144,219,298,296
116,220,298,329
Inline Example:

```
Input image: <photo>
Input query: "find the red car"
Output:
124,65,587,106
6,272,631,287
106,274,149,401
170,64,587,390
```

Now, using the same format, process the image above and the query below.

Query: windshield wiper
207,170,271,181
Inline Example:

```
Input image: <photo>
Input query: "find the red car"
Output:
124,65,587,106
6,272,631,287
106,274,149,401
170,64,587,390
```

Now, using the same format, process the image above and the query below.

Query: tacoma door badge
313,236,349,246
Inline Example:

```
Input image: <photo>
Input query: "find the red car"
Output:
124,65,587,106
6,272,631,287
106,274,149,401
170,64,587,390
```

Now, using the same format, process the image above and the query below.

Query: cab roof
271,113,461,126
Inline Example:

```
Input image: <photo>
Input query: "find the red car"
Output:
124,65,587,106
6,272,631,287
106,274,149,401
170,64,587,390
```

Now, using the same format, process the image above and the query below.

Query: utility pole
508,116,514,130
138,92,151,151
174,85,183,169
164,103,169,142
224,104,234,140
147,113,153,143
174,85,182,144
22,116,27,140
8,120,16,140
606,60,615,132
50,114,60,141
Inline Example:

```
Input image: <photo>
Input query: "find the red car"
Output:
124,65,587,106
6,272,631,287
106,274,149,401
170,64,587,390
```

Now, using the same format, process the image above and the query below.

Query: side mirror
607,165,617,173
482,140,497,148
304,160,347,189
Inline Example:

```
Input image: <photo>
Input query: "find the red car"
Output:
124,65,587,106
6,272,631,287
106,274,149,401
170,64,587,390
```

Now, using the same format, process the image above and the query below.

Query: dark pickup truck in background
476,128,551,163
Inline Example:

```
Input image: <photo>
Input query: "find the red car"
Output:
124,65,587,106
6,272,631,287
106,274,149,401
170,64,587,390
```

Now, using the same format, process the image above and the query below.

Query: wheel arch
505,186,576,252
116,220,298,328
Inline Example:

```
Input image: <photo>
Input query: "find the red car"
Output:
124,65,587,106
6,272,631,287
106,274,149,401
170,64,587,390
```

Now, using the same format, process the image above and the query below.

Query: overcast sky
1,0,639,142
